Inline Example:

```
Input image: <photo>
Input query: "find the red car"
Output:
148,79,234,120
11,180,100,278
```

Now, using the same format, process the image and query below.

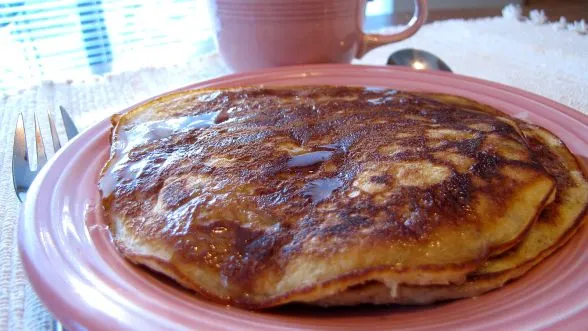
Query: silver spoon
387,48,452,72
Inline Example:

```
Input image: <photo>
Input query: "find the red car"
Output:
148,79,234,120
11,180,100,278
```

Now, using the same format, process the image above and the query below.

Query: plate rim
18,64,588,330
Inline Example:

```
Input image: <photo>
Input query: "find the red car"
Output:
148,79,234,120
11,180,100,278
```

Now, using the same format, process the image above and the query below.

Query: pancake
100,86,556,308
314,107,588,307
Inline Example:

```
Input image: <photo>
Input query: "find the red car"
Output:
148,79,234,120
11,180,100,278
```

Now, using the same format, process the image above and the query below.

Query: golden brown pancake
100,86,557,308
314,106,588,307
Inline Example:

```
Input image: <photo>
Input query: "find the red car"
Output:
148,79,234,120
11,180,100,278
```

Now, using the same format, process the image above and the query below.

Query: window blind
0,0,214,94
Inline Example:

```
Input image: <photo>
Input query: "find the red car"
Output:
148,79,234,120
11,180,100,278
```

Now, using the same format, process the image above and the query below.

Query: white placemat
0,12,586,330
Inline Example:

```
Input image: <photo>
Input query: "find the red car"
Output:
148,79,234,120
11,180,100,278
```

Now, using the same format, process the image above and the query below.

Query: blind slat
0,0,148,15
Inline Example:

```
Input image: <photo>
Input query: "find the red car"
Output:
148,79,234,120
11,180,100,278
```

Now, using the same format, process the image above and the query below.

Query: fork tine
34,114,47,170
13,113,29,169
13,113,33,202
59,106,79,140
48,111,61,152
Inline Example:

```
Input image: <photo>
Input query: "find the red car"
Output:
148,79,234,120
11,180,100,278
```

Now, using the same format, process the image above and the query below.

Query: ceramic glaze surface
208,0,428,71
19,65,588,330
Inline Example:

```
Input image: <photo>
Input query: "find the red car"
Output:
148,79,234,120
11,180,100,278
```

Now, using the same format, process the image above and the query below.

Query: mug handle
357,0,428,58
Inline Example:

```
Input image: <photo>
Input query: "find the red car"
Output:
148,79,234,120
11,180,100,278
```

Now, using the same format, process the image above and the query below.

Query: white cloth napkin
0,14,586,330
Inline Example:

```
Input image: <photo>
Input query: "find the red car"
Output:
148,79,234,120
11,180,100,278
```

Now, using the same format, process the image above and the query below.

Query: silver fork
13,106,79,202
12,107,78,331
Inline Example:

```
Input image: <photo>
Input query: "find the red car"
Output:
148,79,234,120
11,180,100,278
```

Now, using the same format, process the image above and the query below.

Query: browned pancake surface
315,122,588,307
100,86,555,308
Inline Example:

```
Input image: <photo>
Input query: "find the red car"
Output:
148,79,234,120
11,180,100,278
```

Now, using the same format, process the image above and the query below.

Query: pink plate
19,64,588,330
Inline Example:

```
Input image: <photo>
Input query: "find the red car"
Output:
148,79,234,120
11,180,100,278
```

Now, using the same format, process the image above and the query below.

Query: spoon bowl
387,48,452,72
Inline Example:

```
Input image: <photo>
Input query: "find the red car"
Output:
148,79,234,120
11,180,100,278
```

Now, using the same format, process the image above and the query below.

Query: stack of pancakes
100,86,588,308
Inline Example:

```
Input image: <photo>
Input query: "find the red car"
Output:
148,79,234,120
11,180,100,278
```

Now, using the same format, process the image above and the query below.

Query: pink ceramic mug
208,0,428,72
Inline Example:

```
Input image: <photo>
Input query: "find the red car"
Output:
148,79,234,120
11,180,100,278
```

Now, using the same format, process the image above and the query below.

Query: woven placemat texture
0,15,586,330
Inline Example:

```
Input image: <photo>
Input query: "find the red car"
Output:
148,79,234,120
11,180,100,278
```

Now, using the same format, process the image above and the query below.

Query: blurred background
0,0,586,94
